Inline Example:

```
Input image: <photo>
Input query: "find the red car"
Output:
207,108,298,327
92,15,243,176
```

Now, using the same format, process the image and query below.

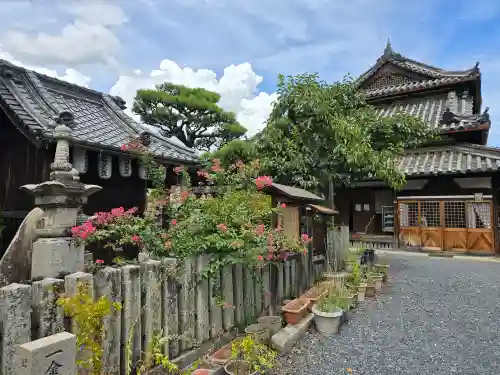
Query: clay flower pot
365,284,376,298
372,274,384,293
282,298,310,325
224,360,257,375
209,338,243,365
357,282,367,302
300,286,327,309
188,359,224,375
312,304,342,335
244,323,269,345
257,315,282,337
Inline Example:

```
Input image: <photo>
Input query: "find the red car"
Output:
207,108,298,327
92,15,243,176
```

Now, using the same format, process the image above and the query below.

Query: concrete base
31,238,84,279
270,313,314,354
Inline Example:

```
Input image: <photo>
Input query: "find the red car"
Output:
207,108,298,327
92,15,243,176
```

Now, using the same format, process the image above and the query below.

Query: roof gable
357,41,480,97
0,59,198,164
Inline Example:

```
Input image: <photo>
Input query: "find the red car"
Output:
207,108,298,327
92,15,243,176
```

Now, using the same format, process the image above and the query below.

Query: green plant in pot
365,272,376,298
312,282,343,335
225,335,276,375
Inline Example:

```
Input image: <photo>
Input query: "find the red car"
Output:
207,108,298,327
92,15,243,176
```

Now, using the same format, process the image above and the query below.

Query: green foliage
231,335,277,373
133,83,247,150
57,282,122,375
159,159,310,281
254,73,436,192
201,139,257,168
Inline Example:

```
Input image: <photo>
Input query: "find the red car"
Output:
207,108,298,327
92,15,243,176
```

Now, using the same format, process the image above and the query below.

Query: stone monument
20,111,102,279
16,332,76,375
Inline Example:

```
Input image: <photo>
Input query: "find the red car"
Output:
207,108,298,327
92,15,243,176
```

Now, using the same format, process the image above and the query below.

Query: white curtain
467,203,491,229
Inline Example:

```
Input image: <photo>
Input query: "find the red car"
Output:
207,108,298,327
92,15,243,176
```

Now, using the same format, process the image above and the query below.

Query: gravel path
273,254,500,375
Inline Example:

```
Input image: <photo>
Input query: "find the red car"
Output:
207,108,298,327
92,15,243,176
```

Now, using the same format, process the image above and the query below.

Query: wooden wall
0,109,178,254
0,110,52,213
78,152,148,215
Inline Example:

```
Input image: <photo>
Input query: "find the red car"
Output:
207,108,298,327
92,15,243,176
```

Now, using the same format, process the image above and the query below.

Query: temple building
335,42,499,254
0,59,198,253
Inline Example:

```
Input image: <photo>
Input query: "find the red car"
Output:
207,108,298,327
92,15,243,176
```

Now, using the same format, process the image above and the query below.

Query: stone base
31,238,84,279
270,313,314,354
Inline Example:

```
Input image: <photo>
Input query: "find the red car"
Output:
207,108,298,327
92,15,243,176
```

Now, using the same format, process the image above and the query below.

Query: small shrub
57,282,121,375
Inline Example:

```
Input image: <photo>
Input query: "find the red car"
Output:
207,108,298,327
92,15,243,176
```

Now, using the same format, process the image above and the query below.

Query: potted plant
244,323,269,345
357,281,367,302
375,264,390,282
225,335,277,375
282,298,310,325
209,337,244,365
365,273,376,298
257,315,282,337
311,292,343,335
372,273,384,293
300,285,327,308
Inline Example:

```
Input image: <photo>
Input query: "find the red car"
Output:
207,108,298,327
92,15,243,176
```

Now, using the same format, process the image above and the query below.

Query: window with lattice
367,73,414,90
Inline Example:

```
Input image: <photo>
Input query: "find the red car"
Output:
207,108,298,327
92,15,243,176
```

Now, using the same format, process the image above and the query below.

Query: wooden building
335,42,500,254
266,183,337,256
0,59,198,253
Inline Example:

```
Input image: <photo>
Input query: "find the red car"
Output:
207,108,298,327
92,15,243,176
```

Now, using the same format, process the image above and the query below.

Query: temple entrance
397,197,494,254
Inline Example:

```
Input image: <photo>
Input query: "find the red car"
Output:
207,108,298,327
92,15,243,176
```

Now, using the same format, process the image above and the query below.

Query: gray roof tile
0,59,198,164
270,183,324,202
399,144,500,176
364,76,477,98
373,92,487,132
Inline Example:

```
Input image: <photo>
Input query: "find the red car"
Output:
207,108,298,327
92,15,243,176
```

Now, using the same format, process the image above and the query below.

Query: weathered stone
15,332,76,375
277,263,284,304
270,313,314,354
95,267,122,375
195,255,210,343
254,268,262,317
221,264,234,330
32,278,65,339
0,283,32,375
161,258,179,358
179,258,196,350
64,272,93,298
232,264,244,327
0,208,44,287
243,268,256,321
140,260,162,353
121,265,141,371
64,272,93,375
290,260,298,298
31,238,84,280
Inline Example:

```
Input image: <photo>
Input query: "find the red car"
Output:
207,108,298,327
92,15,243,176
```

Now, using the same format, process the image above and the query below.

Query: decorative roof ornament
383,38,393,57
111,95,127,110
138,131,152,147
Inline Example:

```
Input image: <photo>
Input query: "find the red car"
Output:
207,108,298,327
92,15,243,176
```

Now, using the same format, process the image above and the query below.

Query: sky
1,0,500,144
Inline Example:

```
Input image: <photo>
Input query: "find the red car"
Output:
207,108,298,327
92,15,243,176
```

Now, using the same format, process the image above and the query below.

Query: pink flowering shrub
70,206,168,254
161,158,311,272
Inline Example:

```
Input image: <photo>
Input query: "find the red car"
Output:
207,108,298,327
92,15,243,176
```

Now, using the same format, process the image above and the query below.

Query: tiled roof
269,183,324,202
357,42,479,90
373,92,488,133
0,60,198,164
399,144,500,177
364,75,477,98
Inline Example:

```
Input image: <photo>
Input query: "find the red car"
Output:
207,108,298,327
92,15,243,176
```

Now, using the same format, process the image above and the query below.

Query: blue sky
1,0,500,143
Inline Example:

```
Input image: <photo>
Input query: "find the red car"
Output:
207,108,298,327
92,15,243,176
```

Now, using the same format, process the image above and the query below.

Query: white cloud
1,2,126,66
0,46,91,87
110,60,276,136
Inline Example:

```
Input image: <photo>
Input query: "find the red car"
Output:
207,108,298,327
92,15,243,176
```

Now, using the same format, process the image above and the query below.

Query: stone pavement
273,253,500,374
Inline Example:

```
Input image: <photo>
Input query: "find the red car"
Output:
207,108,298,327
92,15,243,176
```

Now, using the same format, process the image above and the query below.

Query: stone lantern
21,111,102,279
